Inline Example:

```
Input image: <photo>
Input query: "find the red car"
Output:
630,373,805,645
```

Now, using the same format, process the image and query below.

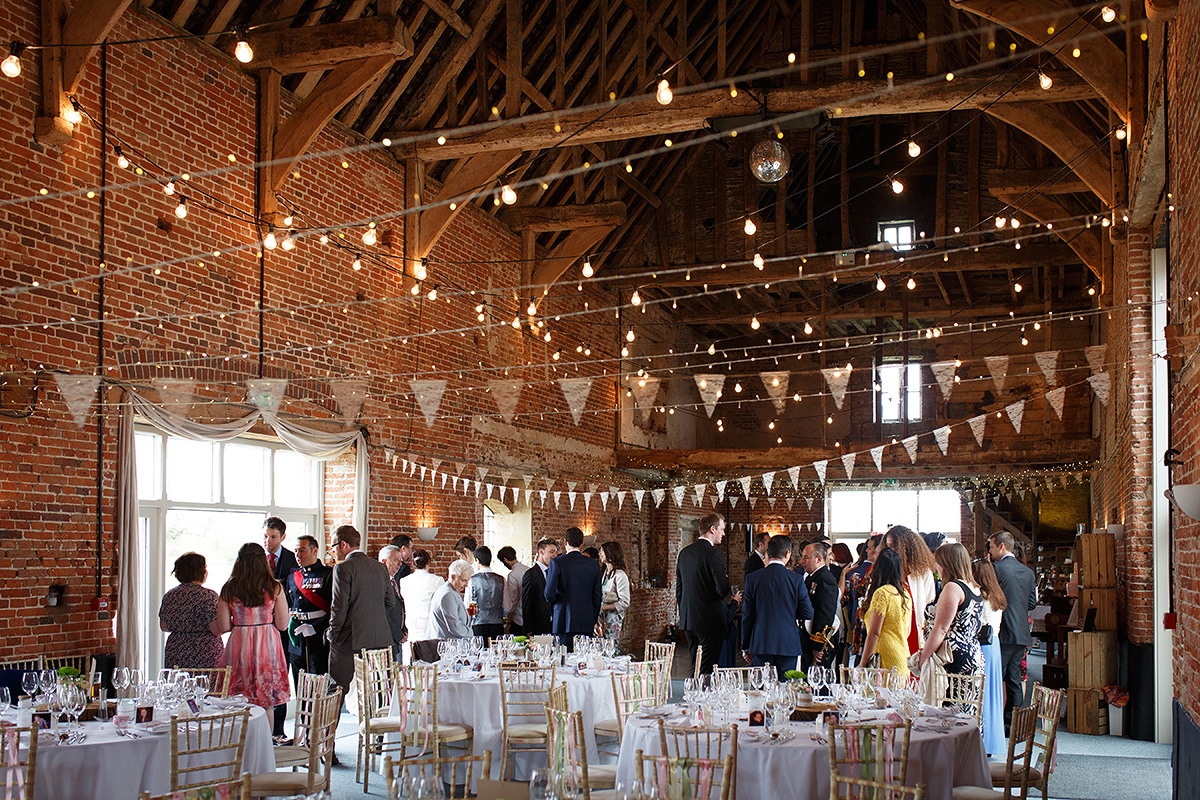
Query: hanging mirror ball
749,140,790,183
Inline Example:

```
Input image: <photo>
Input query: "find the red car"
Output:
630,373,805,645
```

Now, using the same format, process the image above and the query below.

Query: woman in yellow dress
858,548,913,677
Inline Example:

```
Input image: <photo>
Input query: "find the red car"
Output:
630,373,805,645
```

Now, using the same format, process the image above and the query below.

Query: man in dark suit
378,545,408,660
676,512,740,676
741,535,813,679
327,525,396,693
743,531,770,578
263,516,299,742
800,540,840,672
989,531,1038,730
390,533,414,581
522,538,558,635
544,527,602,650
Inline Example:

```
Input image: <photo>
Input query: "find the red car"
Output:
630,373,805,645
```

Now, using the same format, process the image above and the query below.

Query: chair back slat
139,773,251,800
644,641,676,664
169,708,250,791
831,774,926,800
933,672,985,726
1030,683,1065,774
828,718,913,787
499,662,557,727
996,704,1039,800
384,752,492,800
634,751,733,800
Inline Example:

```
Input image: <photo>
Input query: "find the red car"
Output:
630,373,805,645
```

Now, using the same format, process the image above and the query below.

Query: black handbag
978,623,994,646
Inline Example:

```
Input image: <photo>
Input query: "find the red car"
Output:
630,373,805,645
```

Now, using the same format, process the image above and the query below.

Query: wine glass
809,666,827,701
39,669,56,698
193,674,209,705
0,687,10,710
20,672,38,703
113,667,130,699
65,685,86,737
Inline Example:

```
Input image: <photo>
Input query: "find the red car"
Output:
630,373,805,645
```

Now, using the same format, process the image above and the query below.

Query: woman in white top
398,548,445,657
884,525,938,654
597,541,631,646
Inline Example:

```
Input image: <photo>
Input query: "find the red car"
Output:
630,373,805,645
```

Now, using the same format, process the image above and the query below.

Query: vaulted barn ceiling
143,0,1129,344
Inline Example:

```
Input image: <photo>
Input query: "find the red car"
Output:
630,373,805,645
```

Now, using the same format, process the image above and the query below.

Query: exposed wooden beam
987,168,1091,196
615,438,1099,474
62,0,133,94
402,70,1094,160
420,0,472,37
242,15,412,73
675,296,1090,326
951,0,1128,120
993,192,1103,278
417,150,521,258
530,226,616,287
501,202,627,232
985,103,1114,206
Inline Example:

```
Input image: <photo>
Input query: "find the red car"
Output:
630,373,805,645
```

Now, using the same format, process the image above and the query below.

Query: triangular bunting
805,496,815,510
748,497,758,509
840,452,856,480
557,377,593,425
56,374,101,427
539,489,548,506
633,489,645,509
1046,386,1067,420
693,374,726,418
1088,372,1111,405
152,378,195,415
329,377,370,423
821,366,852,410
766,496,776,507
761,473,775,495
477,466,489,482
785,497,795,510
1085,344,1108,376
1005,400,1026,433
714,480,727,502
488,380,523,423
673,486,686,507
759,371,790,414
408,379,447,428
693,484,706,506
870,445,884,473
728,496,738,508
901,435,919,464
984,356,1009,393
246,378,287,414
813,459,828,484
738,476,752,497
652,488,666,507
969,414,988,447
567,491,576,510
1035,351,1060,387
553,491,561,508
930,362,956,401
630,377,661,423
934,425,951,455
616,490,626,510
583,492,592,511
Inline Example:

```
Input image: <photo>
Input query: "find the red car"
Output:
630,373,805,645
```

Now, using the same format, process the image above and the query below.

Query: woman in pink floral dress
210,542,291,710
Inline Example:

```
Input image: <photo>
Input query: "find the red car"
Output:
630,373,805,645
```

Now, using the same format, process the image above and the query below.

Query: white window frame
826,486,962,537
878,220,915,252
876,360,923,423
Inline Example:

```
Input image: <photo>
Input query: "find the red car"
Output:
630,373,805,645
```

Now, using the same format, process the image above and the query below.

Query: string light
907,140,921,158
500,184,517,205
233,30,254,63
1014,281,1023,293
2,41,25,78
581,257,593,278
173,198,188,219
527,299,538,315
163,180,175,196
743,218,757,236
655,78,673,105
280,230,295,251
63,99,83,125
875,275,886,292
890,177,904,194
352,253,362,271
1010,217,1020,228
115,147,130,169
1101,5,1116,22
907,277,916,290
995,215,1006,228
362,224,378,246
707,343,716,355
750,315,760,330
262,230,278,250
1087,286,1097,296
1115,126,1127,141
630,288,642,306
804,321,813,335
753,253,765,269
626,327,636,342
428,285,438,301
1038,70,1053,90
414,259,428,281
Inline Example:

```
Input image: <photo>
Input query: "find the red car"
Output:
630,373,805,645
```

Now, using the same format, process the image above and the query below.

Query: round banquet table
19,702,274,800
434,669,618,780
615,707,991,800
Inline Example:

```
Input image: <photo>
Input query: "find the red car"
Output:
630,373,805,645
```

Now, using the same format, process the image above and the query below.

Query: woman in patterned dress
158,552,224,669
209,542,290,710
917,543,985,678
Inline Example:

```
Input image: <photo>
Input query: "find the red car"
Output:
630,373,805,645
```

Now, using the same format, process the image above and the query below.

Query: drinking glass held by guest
973,557,1008,756
857,548,912,678
210,542,291,712
917,543,985,679
597,541,631,644
158,552,224,669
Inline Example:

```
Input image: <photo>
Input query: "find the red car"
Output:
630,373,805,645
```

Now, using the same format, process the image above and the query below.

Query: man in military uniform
285,534,333,680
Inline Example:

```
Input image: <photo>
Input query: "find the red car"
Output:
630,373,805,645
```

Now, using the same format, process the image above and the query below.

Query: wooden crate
1077,533,1116,588
1077,588,1118,630
1067,630,1117,689
1067,688,1109,735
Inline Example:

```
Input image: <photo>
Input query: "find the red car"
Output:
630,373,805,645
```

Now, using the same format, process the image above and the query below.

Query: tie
268,552,278,573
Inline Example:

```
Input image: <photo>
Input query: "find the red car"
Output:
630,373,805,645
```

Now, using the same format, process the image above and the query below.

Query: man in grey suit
327,525,396,693
988,531,1038,731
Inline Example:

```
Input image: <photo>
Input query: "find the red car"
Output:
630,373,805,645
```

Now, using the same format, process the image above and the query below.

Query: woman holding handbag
916,543,985,680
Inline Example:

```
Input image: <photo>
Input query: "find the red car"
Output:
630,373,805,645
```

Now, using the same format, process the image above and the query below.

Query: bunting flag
538,489,546,506
454,462,466,475
840,452,856,480
1046,386,1067,420
418,466,428,482
738,476,753,498
441,472,449,489
246,378,288,414
693,485,706,506
56,374,101,427
431,458,443,474
813,459,828,484
524,488,533,507
787,466,800,488
715,480,727,502
329,378,369,423
557,377,593,425
616,490,626,510
934,425,951,455
409,379,447,428
1005,399,1026,433
474,481,482,498
693,374,725,418
488,380,523,423
969,414,988,447
583,492,592,511
870,445,885,473
805,496,815,510
930,361,957,401
630,377,662,423
821,366,852,409
567,481,577,493
766,496,776,508
1085,344,1108,375
477,466,489,482
633,489,645,509
452,476,460,491
785,497,795,510
567,491,576,510
901,435,919,464
728,496,738,508
673,486,686,507
553,491,562,508
748,497,758,509
759,371,791,414
761,472,775,495
652,488,666,507
1088,372,1111,405
984,356,1009,393
152,378,195,415
1035,351,1060,386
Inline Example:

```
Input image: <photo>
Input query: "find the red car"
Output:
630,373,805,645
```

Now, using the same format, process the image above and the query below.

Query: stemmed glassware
113,667,131,699
192,674,209,705
39,669,56,700
20,672,39,704
808,666,827,701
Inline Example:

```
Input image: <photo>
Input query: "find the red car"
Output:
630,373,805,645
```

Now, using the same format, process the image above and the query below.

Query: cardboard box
1067,630,1117,689
1067,687,1108,735
1077,533,1116,588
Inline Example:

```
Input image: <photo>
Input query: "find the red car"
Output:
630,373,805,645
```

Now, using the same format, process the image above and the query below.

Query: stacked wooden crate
1066,532,1117,734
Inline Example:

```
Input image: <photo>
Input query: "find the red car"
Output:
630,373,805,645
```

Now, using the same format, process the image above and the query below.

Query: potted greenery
783,670,811,704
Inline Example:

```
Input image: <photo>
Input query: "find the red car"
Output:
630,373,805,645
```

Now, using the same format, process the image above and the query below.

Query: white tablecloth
615,709,991,800
434,670,617,780
29,703,274,800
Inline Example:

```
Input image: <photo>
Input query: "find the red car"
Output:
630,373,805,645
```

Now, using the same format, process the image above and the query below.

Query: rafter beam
677,296,1090,326
501,202,626,232
420,0,472,37
951,0,1127,120
62,0,133,94
993,192,1103,278
400,70,1094,160
417,150,521,258
531,227,616,287
987,168,1091,196
242,15,413,73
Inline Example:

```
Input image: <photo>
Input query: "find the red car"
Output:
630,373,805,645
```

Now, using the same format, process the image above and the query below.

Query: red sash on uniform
293,568,330,611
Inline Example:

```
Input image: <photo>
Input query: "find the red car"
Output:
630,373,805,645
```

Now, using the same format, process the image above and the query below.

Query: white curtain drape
115,389,370,668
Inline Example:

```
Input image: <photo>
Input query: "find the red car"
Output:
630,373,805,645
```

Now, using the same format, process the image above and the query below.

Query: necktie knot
268,552,278,571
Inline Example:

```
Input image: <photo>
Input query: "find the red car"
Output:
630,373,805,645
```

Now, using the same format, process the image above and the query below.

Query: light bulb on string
511,315,521,329
280,231,295,251
409,283,420,295
115,147,130,170
907,140,921,158
1101,5,1116,22
907,276,916,290
581,257,593,278
351,253,362,271
743,218,757,236
63,100,82,125
428,285,438,301
362,226,377,246
500,184,517,205
1038,70,1053,90
282,215,293,227
621,346,629,358
804,321,813,335
234,36,254,63
414,259,428,281
630,288,642,306
1014,282,1023,293
626,327,636,343
2,42,26,78
995,215,1007,228
163,180,175,196
655,78,673,105
890,177,904,194
174,198,188,219
707,342,716,355
527,299,538,316
753,253,765,269
750,315,760,330
1115,126,1127,141
262,230,278,250
876,275,886,292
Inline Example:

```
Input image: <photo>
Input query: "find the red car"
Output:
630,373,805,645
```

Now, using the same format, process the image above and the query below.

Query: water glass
20,672,38,702
0,687,10,708
529,768,552,800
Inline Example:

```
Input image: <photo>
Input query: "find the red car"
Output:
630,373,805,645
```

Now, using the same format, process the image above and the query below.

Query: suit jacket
804,565,839,649
743,551,766,578
675,538,732,635
994,555,1037,646
384,574,407,647
328,551,396,687
269,546,300,585
544,550,602,635
741,563,813,656
522,564,552,635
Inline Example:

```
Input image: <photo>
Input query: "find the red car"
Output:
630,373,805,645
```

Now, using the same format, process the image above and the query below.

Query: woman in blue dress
973,558,1007,756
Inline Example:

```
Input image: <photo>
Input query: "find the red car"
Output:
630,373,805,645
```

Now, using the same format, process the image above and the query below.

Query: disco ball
749,140,791,183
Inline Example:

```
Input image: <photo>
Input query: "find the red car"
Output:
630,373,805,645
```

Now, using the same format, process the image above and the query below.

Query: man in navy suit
522,538,558,635
989,531,1038,730
544,527,602,650
800,541,840,672
741,535,813,679
263,516,299,743
676,513,741,676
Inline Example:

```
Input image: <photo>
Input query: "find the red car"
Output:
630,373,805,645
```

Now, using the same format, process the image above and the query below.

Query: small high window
877,361,923,422
878,220,915,252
